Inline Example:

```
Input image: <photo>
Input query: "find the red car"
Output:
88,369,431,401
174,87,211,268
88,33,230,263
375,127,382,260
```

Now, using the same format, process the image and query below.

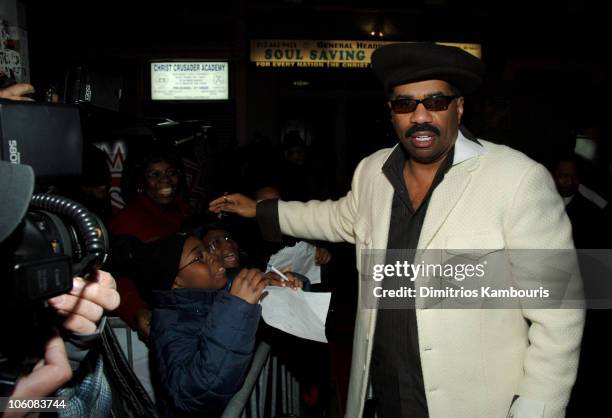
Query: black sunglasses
390,95,458,114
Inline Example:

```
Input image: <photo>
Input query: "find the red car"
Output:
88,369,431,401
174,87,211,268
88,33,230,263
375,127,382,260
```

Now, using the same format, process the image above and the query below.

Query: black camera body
6,195,109,302
0,100,83,178
0,100,108,388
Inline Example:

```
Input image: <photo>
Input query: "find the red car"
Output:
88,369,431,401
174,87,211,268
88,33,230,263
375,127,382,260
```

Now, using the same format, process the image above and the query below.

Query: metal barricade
221,342,301,418
109,317,301,418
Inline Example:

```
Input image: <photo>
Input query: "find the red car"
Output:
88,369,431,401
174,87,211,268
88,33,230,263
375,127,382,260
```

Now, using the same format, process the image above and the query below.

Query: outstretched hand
209,193,257,218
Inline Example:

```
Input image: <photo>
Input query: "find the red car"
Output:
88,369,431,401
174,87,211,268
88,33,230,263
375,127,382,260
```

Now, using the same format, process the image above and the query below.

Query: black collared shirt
255,144,455,418
370,145,454,418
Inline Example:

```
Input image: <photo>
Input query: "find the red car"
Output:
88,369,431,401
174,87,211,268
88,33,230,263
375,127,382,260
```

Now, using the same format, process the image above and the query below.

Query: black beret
371,42,485,94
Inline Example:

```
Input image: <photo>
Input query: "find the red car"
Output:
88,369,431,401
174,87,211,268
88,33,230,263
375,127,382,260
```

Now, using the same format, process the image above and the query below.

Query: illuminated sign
150,61,229,100
250,40,481,69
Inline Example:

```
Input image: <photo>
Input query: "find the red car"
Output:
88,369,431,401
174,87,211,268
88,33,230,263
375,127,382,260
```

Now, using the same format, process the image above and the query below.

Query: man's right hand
209,193,257,218
230,268,267,304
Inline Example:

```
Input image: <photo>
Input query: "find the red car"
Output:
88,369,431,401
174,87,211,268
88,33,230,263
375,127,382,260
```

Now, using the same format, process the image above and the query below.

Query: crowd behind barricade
77,136,336,418
1,83,337,418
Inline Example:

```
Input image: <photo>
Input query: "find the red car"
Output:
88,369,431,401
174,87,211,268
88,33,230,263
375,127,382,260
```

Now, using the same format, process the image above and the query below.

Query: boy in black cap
132,233,299,417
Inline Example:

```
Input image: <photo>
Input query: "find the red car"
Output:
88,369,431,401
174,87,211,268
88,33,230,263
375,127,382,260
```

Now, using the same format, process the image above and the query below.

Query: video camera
0,99,109,390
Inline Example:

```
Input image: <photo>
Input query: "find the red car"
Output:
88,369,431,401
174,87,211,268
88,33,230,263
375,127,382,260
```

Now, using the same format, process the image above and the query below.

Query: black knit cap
371,42,485,95
132,233,189,299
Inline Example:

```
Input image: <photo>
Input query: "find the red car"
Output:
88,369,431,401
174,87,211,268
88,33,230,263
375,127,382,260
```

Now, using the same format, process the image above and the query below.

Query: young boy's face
174,236,228,289
202,229,240,269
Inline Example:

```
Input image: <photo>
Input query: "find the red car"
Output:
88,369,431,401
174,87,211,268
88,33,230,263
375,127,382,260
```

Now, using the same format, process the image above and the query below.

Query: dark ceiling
16,0,609,158
21,0,609,111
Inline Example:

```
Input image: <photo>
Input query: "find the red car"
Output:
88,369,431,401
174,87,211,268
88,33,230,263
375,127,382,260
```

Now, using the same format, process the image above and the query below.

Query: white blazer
277,133,584,418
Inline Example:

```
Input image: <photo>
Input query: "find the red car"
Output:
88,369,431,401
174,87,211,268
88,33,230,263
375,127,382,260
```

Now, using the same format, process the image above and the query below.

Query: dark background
21,0,610,198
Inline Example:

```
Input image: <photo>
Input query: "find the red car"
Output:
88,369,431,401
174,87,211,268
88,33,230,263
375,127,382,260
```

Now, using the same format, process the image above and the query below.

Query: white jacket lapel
417,163,473,249
417,132,486,249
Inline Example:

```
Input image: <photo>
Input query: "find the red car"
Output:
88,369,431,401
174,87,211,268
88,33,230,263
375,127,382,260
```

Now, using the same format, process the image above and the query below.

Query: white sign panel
150,62,229,100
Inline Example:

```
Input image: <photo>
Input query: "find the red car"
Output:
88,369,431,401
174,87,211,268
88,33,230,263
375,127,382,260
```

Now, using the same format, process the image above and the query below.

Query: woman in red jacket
110,146,192,339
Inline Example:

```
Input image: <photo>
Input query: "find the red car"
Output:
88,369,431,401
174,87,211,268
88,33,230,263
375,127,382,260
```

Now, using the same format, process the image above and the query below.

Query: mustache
405,124,440,137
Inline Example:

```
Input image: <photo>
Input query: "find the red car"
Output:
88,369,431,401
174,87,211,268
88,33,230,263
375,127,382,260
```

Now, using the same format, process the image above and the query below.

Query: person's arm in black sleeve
62,317,107,371
256,198,283,242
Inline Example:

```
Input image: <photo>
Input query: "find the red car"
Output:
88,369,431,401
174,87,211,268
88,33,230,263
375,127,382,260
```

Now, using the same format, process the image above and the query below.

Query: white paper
266,241,321,284
260,287,331,343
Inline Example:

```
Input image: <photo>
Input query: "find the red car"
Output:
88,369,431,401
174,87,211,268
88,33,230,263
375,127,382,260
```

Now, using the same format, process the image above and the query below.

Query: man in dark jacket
552,157,608,248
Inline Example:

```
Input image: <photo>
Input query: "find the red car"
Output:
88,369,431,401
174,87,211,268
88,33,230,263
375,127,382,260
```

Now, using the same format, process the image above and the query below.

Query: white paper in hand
266,241,321,284
261,287,331,343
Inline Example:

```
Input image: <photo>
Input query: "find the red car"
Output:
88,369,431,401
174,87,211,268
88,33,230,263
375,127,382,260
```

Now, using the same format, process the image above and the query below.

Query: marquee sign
250,40,481,69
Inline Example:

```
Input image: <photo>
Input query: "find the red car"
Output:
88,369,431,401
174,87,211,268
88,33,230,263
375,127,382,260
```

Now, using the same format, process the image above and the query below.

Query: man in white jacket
210,43,584,418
